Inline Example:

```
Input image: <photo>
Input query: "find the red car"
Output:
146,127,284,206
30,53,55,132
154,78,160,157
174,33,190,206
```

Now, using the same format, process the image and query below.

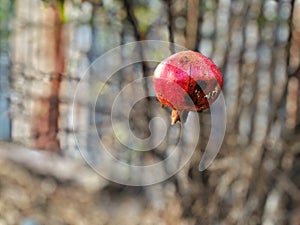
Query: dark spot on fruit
197,80,207,90
193,82,205,98
183,80,208,109
179,55,190,64
184,93,194,107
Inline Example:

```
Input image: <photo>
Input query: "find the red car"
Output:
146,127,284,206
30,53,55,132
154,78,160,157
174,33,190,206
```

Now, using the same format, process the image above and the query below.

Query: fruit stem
171,109,180,125
171,110,189,125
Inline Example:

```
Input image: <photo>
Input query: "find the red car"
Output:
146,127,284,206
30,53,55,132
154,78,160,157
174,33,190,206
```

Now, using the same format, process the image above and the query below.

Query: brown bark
33,2,64,152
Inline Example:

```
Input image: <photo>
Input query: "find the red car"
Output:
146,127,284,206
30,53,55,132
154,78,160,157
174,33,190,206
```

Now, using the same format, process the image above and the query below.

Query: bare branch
0,141,107,191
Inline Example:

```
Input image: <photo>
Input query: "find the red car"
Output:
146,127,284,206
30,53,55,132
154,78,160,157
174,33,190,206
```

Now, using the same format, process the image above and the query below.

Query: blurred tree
0,0,14,140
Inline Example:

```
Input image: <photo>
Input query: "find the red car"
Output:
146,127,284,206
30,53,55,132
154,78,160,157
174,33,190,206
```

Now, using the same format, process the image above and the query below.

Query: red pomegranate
153,50,223,125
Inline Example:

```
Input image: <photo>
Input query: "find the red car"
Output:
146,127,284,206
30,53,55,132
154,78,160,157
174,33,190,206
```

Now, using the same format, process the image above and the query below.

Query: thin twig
123,0,150,97
185,0,199,50
0,141,107,190
195,0,203,52
166,0,175,54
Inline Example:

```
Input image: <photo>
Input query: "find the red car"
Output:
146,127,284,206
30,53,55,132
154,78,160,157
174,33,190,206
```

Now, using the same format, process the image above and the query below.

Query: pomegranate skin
153,50,223,124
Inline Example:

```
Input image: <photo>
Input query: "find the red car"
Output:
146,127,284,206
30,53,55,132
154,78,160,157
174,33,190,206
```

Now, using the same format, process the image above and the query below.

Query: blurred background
0,0,300,224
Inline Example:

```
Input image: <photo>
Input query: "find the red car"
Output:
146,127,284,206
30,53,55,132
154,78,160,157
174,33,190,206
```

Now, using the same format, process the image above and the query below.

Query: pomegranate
153,50,223,125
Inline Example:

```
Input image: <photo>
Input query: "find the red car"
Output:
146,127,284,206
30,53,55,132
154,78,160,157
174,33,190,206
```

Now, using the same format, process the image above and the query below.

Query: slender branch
185,0,199,50
195,0,203,52
0,141,107,190
123,0,149,96
166,0,175,54
124,0,141,41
